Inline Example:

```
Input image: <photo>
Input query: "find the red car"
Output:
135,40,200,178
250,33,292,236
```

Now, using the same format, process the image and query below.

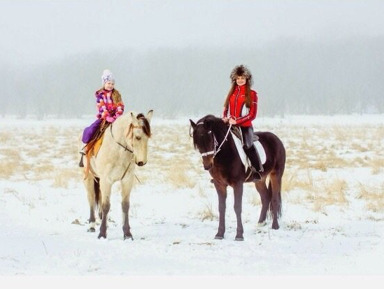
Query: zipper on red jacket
234,86,240,120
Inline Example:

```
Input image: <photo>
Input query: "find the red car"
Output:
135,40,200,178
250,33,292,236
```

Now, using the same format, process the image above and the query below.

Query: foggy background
1,0,383,118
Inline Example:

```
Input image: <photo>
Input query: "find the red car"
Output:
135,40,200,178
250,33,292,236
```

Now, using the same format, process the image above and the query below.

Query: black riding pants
240,126,254,149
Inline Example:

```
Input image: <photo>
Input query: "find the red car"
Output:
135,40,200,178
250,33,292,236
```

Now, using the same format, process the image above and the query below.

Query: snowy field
0,114,383,287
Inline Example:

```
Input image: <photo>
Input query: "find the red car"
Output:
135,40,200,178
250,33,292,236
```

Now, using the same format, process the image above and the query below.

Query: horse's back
255,131,286,171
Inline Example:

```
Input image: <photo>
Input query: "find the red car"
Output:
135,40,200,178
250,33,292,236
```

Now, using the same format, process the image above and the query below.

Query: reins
214,124,232,157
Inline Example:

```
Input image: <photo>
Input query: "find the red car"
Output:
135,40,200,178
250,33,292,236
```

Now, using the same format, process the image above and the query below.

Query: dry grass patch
52,168,81,188
371,158,384,174
0,132,12,144
357,182,384,213
166,161,196,189
198,203,216,221
0,160,19,179
310,178,349,211
0,148,24,178
282,169,314,193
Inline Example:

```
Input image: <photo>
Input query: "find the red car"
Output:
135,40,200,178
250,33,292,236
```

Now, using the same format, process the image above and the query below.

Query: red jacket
223,85,258,127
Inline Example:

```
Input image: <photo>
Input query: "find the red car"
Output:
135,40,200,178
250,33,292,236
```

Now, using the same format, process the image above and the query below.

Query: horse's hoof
124,235,133,241
214,235,224,240
257,221,267,227
235,237,244,241
87,227,96,232
98,234,106,239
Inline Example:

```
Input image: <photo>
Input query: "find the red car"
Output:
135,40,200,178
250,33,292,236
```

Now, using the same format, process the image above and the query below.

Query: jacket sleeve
235,90,258,125
96,92,109,119
222,106,228,118
114,101,125,118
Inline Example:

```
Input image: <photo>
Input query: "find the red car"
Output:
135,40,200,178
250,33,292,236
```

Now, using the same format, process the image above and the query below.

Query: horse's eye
135,136,141,141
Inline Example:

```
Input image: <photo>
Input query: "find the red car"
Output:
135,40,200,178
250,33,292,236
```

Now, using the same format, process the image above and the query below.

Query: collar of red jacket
235,85,246,93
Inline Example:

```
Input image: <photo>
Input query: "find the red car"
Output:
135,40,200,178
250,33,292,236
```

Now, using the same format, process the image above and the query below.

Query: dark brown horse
190,114,286,241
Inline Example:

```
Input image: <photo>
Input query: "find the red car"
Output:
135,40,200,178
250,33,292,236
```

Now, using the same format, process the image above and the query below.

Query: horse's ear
189,119,196,130
189,119,196,137
146,110,154,123
130,112,138,125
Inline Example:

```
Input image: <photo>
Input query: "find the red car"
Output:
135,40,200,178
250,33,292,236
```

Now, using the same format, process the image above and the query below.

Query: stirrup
249,167,261,181
79,152,85,168
252,171,262,181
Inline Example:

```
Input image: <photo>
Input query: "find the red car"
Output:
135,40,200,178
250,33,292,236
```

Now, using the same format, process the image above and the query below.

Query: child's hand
106,116,115,123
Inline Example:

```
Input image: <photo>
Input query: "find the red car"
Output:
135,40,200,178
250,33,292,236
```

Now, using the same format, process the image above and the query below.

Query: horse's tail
94,177,101,211
268,178,282,218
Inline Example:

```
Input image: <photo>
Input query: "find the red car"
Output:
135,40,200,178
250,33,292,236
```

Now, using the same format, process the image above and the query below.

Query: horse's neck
110,116,130,140
214,127,234,152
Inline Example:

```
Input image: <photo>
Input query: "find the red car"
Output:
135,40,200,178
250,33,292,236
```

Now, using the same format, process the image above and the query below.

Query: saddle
229,126,265,167
82,121,110,178
230,126,259,143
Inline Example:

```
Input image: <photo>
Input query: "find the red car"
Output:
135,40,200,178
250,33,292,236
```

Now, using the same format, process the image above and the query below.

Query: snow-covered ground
0,114,383,287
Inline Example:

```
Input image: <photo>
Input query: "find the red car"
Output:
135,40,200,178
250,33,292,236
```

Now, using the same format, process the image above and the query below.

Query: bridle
195,122,232,158
109,122,134,153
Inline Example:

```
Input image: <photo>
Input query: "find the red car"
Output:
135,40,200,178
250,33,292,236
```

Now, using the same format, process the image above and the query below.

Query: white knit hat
101,69,115,84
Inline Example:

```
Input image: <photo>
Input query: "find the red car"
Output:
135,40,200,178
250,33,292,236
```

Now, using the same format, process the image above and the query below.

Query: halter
196,121,232,158
109,123,134,153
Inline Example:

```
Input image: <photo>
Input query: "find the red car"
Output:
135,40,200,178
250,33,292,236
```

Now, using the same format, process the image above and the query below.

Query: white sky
1,0,384,65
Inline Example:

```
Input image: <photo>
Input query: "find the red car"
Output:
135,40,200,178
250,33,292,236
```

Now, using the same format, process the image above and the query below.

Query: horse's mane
199,115,227,135
136,113,151,137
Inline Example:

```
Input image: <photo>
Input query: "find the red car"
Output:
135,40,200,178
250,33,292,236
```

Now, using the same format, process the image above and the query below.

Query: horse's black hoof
87,227,95,232
214,235,224,240
98,234,106,239
235,237,244,241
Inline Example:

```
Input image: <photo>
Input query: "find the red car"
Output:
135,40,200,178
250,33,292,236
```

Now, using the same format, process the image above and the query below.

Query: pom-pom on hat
101,69,115,84
230,64,253,86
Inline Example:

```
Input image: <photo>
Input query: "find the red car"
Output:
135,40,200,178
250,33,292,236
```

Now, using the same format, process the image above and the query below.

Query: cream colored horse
82,110,153,239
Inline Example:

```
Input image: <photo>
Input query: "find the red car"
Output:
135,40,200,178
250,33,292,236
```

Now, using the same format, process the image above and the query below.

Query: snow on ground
0,114,383,287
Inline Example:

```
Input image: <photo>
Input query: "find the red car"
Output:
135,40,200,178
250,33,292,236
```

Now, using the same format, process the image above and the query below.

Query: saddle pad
85,135,104,158
231,132,266,170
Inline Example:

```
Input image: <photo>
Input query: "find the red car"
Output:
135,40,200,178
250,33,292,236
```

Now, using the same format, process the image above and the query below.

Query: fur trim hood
230,65,253,86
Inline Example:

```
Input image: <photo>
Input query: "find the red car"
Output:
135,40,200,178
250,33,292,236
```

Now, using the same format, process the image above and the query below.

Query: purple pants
82,119,102,143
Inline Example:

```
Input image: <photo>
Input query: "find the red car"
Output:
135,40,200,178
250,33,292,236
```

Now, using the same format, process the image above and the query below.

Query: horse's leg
255,179,271,227
98,179,112,239
84,175,97,232
121,179,134,240
269,171,282,230
233,183,244,241
213,182,227,239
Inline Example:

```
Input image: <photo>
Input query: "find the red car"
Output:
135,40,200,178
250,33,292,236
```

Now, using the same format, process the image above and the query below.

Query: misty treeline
2,37,383,119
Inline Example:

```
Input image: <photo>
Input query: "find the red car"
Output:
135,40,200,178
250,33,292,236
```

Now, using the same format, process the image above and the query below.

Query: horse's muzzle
136,161,146,167
203,163,213,170
202,156,213,170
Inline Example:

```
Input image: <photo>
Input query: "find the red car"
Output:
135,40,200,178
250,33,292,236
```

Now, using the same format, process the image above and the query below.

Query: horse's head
126,110,153,166
189,115,221,170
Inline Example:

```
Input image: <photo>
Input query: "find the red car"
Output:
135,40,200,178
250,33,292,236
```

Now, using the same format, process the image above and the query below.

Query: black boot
243,145,263,181
79,152,85,168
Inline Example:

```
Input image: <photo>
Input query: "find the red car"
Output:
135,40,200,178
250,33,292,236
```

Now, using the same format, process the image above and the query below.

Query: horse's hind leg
121,180,134,240
84,176,99,232
98,180,112,239
269,172,282,230
255,180,271,226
